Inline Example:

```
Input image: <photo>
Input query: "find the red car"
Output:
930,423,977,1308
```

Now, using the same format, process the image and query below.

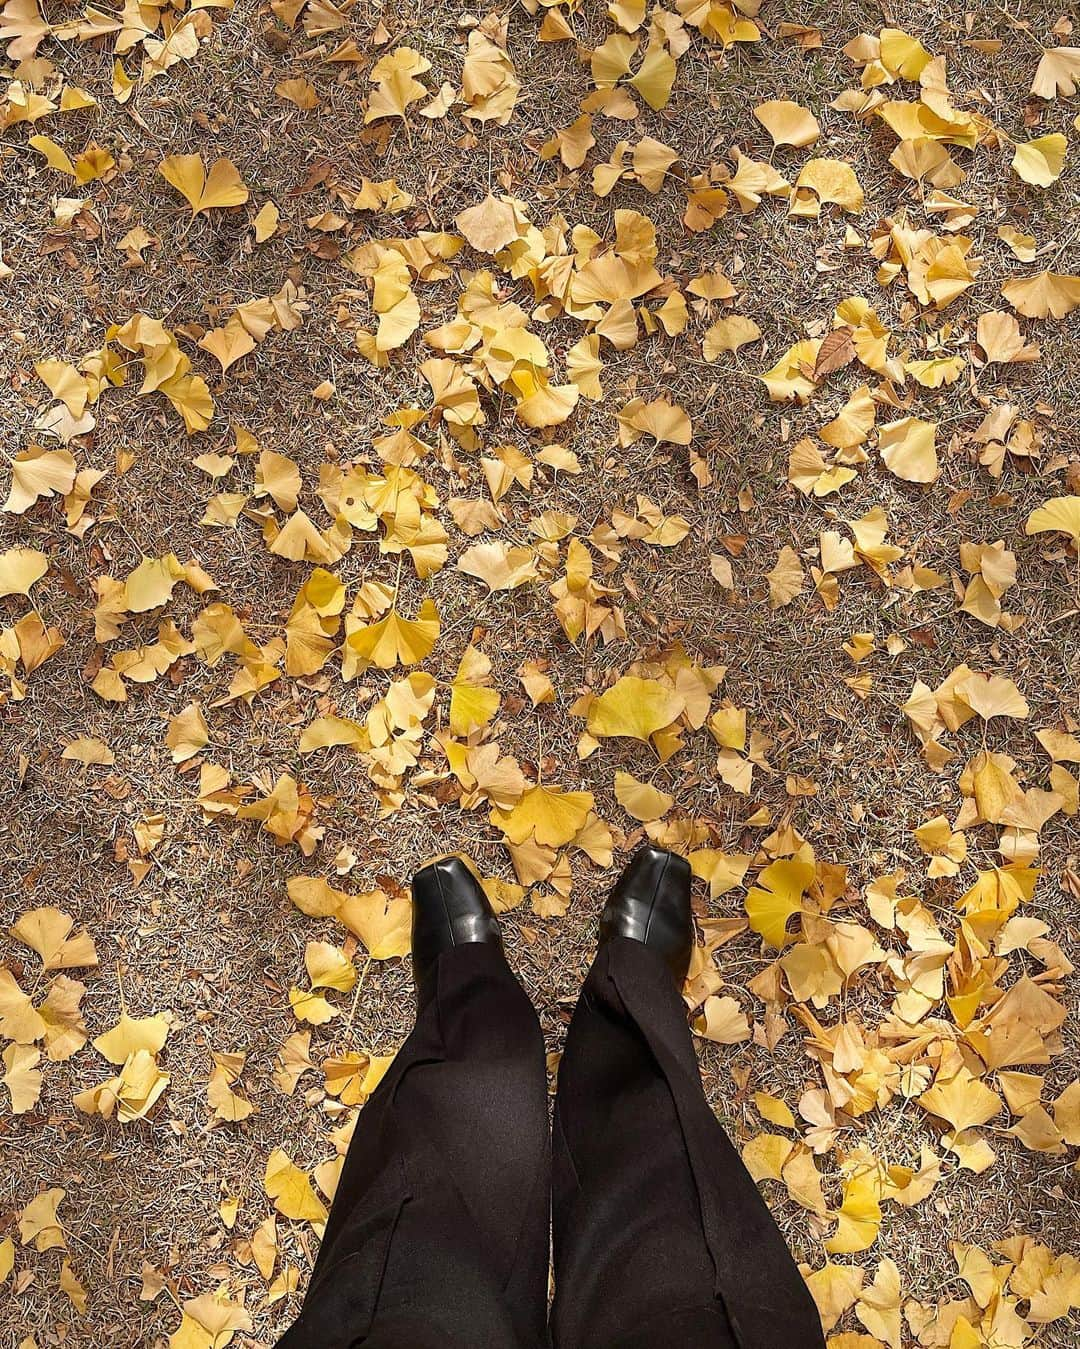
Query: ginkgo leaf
19,1188,66,1251
1002,271,1080,319
264,1148,327,1222
93,1012,169,1065
753,99,820,148
703,315,761,359
3,1043,42,1114
754,1091,796,1129
613,770,673,821
171,1288,252,1349
587,676,685,742
455,193,522,253
826,1170,881,1254
791,159,864,215
347,600,440,670
745,858,814,947
449,645,500,735
458,542,539,590
0,546,48,598
11,908,98,971
767,546,805,608
1025,496,1080,546
617,396,692,446
491,784,594,847
628,42,676,110
877,416,939,483
159,154,250,215
918,1069,1002,1131
304,940,355,993
337,888,412,959
4,446,76,514
693,995,750,1044
365,46,432,123
1010,134,1066,187
956,672,1030,722
61,737,115,766
166,703,209,763
689,848,751,898
124,553,184,612
1030,46,1080,98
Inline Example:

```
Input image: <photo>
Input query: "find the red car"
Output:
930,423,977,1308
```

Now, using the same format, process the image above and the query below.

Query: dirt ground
1,0,1078,1344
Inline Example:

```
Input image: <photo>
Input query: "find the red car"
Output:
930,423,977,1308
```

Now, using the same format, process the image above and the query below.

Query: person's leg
279,859,549,1349
551,848,824,1349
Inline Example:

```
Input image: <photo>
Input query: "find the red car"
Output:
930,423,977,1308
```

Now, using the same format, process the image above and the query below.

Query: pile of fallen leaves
1,0,1079,1344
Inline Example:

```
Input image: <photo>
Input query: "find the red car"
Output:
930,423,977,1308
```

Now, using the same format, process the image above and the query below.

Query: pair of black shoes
411,846,692,1009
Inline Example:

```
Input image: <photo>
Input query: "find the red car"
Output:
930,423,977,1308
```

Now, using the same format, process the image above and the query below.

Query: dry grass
0,0,1078,1343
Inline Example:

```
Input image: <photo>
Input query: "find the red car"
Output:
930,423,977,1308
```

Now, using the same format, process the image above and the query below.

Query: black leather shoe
411,856,503,1010
599,846,693,985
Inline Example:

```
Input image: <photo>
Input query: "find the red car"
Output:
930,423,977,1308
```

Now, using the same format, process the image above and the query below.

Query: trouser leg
279,942,550,1349
550,937,824,1349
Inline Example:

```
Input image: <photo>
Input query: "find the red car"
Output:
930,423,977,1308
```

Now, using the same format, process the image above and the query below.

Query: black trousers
278,939,825,1349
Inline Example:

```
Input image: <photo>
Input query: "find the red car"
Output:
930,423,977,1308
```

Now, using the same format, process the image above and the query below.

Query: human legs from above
550,847,825,1349
277,856,549,1349
279,846,825,1349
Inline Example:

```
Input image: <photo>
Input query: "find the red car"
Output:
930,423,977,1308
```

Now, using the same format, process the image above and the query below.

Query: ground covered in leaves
1,0,1079,1344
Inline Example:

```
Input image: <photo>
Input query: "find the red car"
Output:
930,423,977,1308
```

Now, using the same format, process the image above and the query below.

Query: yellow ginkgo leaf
791,159,864,216
11,908,98,971
124,553,184,612
0,546,48,598
19,1188,66,1251
288,986,337,1025
166,702,209,763
745,858,814,947
454,193,523,254
826,1169,882,1254
198,320,256,374
854,1257,903,1345
93,1012,169,1065
458,542,539,591
1030,46,1080,98
3,1043,42,1114
956,672,1029,723
587,676,685,742
264,1148,327,1222
158,154,250,215
4,446,77,514
693,995,750,1044
449,645,500,735
60,737,115,766
613,770,673,821
754,1091,797,1129
918,1068,1002,1132
1025,495,1080,546
28,133,76,176
689,848,751,898
753,99,820,148
337,888,412,960
365,46,431,123
702,315,761,359
172,1288,252,1349
617,396,693,446
628,43,676,111
1002,270,1080,319
491,783,594,847
1010,133,1067,187
877,416,939,484
304,941,355,993
252,200,280,241
347,600,440,670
